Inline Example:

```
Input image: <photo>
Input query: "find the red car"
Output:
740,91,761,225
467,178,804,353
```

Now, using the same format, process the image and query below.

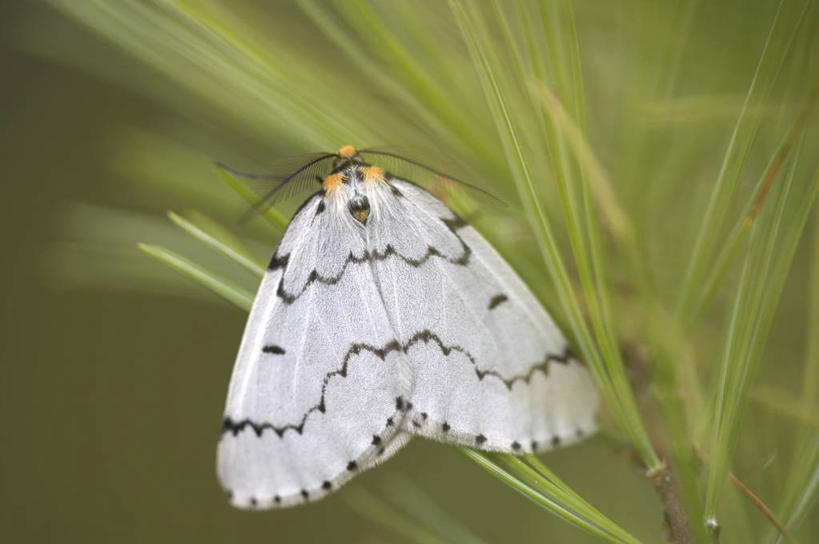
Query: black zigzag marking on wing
269,214,470,305
222,330,572,439
475,348,573,388
401,330,574,391
223,340,404,439
222,408,404,509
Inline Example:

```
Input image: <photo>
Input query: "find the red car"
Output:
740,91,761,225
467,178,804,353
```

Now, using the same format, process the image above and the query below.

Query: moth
218,146,599,509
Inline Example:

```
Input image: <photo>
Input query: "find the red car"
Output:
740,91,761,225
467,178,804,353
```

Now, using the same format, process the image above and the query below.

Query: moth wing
366,179,599,454
218,193,412,509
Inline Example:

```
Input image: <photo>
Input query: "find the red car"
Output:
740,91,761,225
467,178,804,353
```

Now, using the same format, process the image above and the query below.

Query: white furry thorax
321,163,394,226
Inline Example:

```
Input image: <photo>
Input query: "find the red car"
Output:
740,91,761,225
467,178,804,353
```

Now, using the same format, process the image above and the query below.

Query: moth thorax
322,173,346,196
348,194,370,224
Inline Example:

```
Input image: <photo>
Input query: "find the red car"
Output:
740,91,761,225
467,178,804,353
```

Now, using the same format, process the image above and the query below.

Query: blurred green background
1,1,817,543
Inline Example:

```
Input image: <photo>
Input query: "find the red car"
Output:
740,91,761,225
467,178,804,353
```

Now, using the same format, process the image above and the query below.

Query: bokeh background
1,1,817,543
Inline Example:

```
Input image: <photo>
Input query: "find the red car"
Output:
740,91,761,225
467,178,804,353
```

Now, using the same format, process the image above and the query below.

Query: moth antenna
213,161,278,180
238,179,290,224
357,149,506,206
278,153,337,182
220,153,336,223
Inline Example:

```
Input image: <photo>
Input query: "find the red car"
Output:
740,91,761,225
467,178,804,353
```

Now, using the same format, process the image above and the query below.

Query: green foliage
40,0,819,542
703,140,818,529
137,242,254,311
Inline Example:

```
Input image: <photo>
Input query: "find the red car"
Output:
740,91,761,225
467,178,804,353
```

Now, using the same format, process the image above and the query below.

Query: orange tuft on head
338,145,357,158
362,165,385,185
322,173,346,195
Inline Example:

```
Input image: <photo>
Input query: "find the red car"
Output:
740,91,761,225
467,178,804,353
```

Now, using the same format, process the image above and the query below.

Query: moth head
348,194,370,224
331,145,364,171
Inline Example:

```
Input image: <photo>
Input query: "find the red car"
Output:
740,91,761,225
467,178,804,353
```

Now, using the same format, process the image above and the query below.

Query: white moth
218,146,599,509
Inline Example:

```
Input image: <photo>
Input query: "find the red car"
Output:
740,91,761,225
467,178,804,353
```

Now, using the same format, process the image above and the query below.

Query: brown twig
650,462,694,544
622,342,695,543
